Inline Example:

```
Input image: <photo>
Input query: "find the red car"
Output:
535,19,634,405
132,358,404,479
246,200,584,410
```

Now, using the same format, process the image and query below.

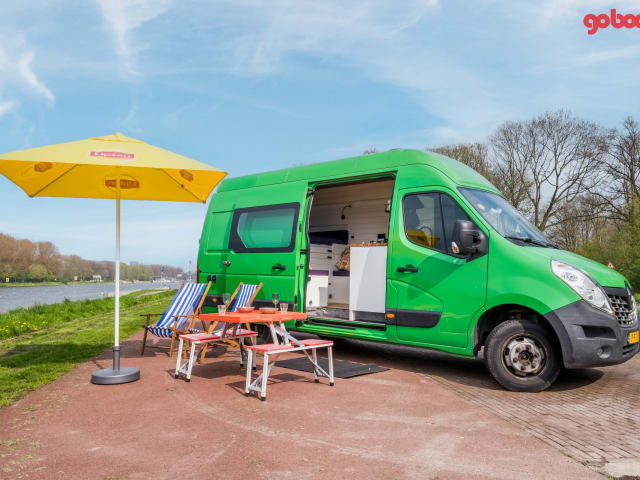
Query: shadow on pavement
548,368,604,391
0,342,112,366
115,332,605,392
225,372,315,396
289,334,605,392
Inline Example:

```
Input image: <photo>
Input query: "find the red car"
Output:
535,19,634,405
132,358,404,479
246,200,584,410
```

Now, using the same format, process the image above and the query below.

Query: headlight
551,259,613,314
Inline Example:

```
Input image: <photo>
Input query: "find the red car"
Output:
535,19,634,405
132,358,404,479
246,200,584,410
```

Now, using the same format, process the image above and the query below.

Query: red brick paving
0,332,605,479
334,337,640,472
452,356,638,463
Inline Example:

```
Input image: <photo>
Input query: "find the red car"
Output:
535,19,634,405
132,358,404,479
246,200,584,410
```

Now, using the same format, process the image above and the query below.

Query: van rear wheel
484,320,560,392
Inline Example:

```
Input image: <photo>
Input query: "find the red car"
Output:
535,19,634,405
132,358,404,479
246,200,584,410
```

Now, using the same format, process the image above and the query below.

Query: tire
484,319,561,392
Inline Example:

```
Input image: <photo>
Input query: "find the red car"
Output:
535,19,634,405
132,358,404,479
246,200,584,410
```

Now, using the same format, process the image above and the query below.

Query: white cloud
0,43,54,116
198,0,514,143
17,52,55,103
183,0,638,143
117,101,142,133
532,45,640,73
96,0,172,79
216,0,439,75
0,100,17,117
536,0,640,20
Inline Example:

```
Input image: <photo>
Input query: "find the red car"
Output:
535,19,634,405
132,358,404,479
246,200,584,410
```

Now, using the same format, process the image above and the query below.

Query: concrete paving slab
605,459,640,479
328,336,640,478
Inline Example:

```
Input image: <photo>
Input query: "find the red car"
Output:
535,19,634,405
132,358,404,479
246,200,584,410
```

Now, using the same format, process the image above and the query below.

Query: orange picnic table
176,310,334,399
198,311,308,357
199,311,307,324
200,311,333,400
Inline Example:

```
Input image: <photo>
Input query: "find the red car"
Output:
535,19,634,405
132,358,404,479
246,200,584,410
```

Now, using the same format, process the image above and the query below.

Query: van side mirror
452,220,488,259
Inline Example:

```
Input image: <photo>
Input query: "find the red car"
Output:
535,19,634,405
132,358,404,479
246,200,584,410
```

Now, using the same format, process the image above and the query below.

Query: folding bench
175,327,258,382
244,338,334,401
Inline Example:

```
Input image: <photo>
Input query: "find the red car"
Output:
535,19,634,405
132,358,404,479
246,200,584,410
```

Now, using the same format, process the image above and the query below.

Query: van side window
229,203,300,253
403,193,445,251
440,194,470,254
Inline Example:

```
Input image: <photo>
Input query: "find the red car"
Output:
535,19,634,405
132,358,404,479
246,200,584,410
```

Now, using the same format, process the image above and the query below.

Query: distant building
130,261,139,266
92,275,102,282
152,275,161,282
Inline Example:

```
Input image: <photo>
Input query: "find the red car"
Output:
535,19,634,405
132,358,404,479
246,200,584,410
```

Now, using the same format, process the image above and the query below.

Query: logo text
90,151,135,159
584,10,640,35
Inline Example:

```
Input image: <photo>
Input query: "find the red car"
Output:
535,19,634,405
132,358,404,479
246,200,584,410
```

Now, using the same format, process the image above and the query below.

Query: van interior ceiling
306,177,395,324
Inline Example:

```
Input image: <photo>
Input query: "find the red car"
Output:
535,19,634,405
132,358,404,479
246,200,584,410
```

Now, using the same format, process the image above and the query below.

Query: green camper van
197,149,639,392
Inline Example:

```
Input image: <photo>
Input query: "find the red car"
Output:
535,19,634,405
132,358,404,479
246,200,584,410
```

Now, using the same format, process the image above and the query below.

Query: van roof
218,148,499,193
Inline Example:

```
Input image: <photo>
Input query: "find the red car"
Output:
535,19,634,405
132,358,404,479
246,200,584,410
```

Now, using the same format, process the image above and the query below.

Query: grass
0,282,65,288
0,290,174,339
0,290,176,408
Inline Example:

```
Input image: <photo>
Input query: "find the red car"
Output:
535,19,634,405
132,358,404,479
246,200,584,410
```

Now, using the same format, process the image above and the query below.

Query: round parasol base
91,367,140,385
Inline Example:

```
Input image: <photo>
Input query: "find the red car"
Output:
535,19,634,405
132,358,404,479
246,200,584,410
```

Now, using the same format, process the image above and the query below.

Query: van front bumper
544,299,639,369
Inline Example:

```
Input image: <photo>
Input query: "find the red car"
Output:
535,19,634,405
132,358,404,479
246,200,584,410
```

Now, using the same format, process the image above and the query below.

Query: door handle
222,260,231,266
397,265,418,273
272,264,286,271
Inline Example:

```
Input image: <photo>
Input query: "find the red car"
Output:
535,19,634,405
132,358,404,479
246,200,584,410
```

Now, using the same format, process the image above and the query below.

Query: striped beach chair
199,282,263,362
140,281,211,357
228,282,263,313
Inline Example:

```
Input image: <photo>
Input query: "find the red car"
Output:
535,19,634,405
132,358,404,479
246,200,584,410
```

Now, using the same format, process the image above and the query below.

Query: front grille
607,294,637,327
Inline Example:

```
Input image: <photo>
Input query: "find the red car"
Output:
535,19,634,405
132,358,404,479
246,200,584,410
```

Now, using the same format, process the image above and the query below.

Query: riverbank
0,280,174,288
0,290,175,407
0,281,181,313
0,282,74,288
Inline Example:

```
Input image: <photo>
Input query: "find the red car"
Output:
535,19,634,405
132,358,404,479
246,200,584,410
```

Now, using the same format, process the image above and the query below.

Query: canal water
0,281,182,313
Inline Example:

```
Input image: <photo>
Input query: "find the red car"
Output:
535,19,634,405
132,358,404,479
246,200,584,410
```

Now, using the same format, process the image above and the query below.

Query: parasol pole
114,170,121,369
91,169,140,385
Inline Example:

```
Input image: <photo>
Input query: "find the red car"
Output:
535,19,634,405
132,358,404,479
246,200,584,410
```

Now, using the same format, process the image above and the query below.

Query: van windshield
459,188,554,247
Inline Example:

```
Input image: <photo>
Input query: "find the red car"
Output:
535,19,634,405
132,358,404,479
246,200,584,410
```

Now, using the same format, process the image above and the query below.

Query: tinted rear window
229,203,299,253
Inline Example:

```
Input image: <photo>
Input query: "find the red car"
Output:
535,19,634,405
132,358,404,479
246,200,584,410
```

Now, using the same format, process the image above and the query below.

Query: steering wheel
417,224,434,238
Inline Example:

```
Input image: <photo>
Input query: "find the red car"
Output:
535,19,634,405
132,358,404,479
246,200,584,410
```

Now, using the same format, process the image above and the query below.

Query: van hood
527,247,628,289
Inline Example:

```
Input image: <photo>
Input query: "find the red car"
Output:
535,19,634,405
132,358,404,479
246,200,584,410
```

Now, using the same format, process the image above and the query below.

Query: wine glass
222,292,231,305
272,293,280,309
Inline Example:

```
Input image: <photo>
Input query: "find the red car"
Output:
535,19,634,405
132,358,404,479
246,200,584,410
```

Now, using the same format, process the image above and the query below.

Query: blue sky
1,0,639,270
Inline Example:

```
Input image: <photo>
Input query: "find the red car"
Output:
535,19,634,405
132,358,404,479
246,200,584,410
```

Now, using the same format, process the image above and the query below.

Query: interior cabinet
349,245,387,320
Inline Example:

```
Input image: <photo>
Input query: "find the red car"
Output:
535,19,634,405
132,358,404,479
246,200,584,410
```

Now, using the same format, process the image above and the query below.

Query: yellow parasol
0,133,227,384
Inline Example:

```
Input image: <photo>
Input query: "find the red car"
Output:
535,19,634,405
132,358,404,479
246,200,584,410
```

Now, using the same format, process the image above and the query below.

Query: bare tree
489,130,533,214
432,143,493,178
547,195,610,250
490,110,608,231
432,142,531,212
598,117,640,222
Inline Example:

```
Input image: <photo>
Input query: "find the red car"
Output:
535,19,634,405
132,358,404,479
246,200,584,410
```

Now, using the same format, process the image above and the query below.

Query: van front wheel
484,320,561,392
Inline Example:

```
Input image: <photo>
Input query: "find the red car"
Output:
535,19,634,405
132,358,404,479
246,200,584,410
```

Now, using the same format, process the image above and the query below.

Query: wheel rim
502,335,546,377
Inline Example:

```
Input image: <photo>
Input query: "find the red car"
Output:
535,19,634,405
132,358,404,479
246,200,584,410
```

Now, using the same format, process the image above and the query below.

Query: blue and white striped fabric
147,283,207,338
230,284,260,312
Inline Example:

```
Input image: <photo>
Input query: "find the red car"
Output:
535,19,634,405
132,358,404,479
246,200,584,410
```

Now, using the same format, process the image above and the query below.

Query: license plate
630,331,639,345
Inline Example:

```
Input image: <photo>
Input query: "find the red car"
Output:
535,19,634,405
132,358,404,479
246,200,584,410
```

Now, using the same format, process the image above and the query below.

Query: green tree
578,204,640,291
27,264,49,282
